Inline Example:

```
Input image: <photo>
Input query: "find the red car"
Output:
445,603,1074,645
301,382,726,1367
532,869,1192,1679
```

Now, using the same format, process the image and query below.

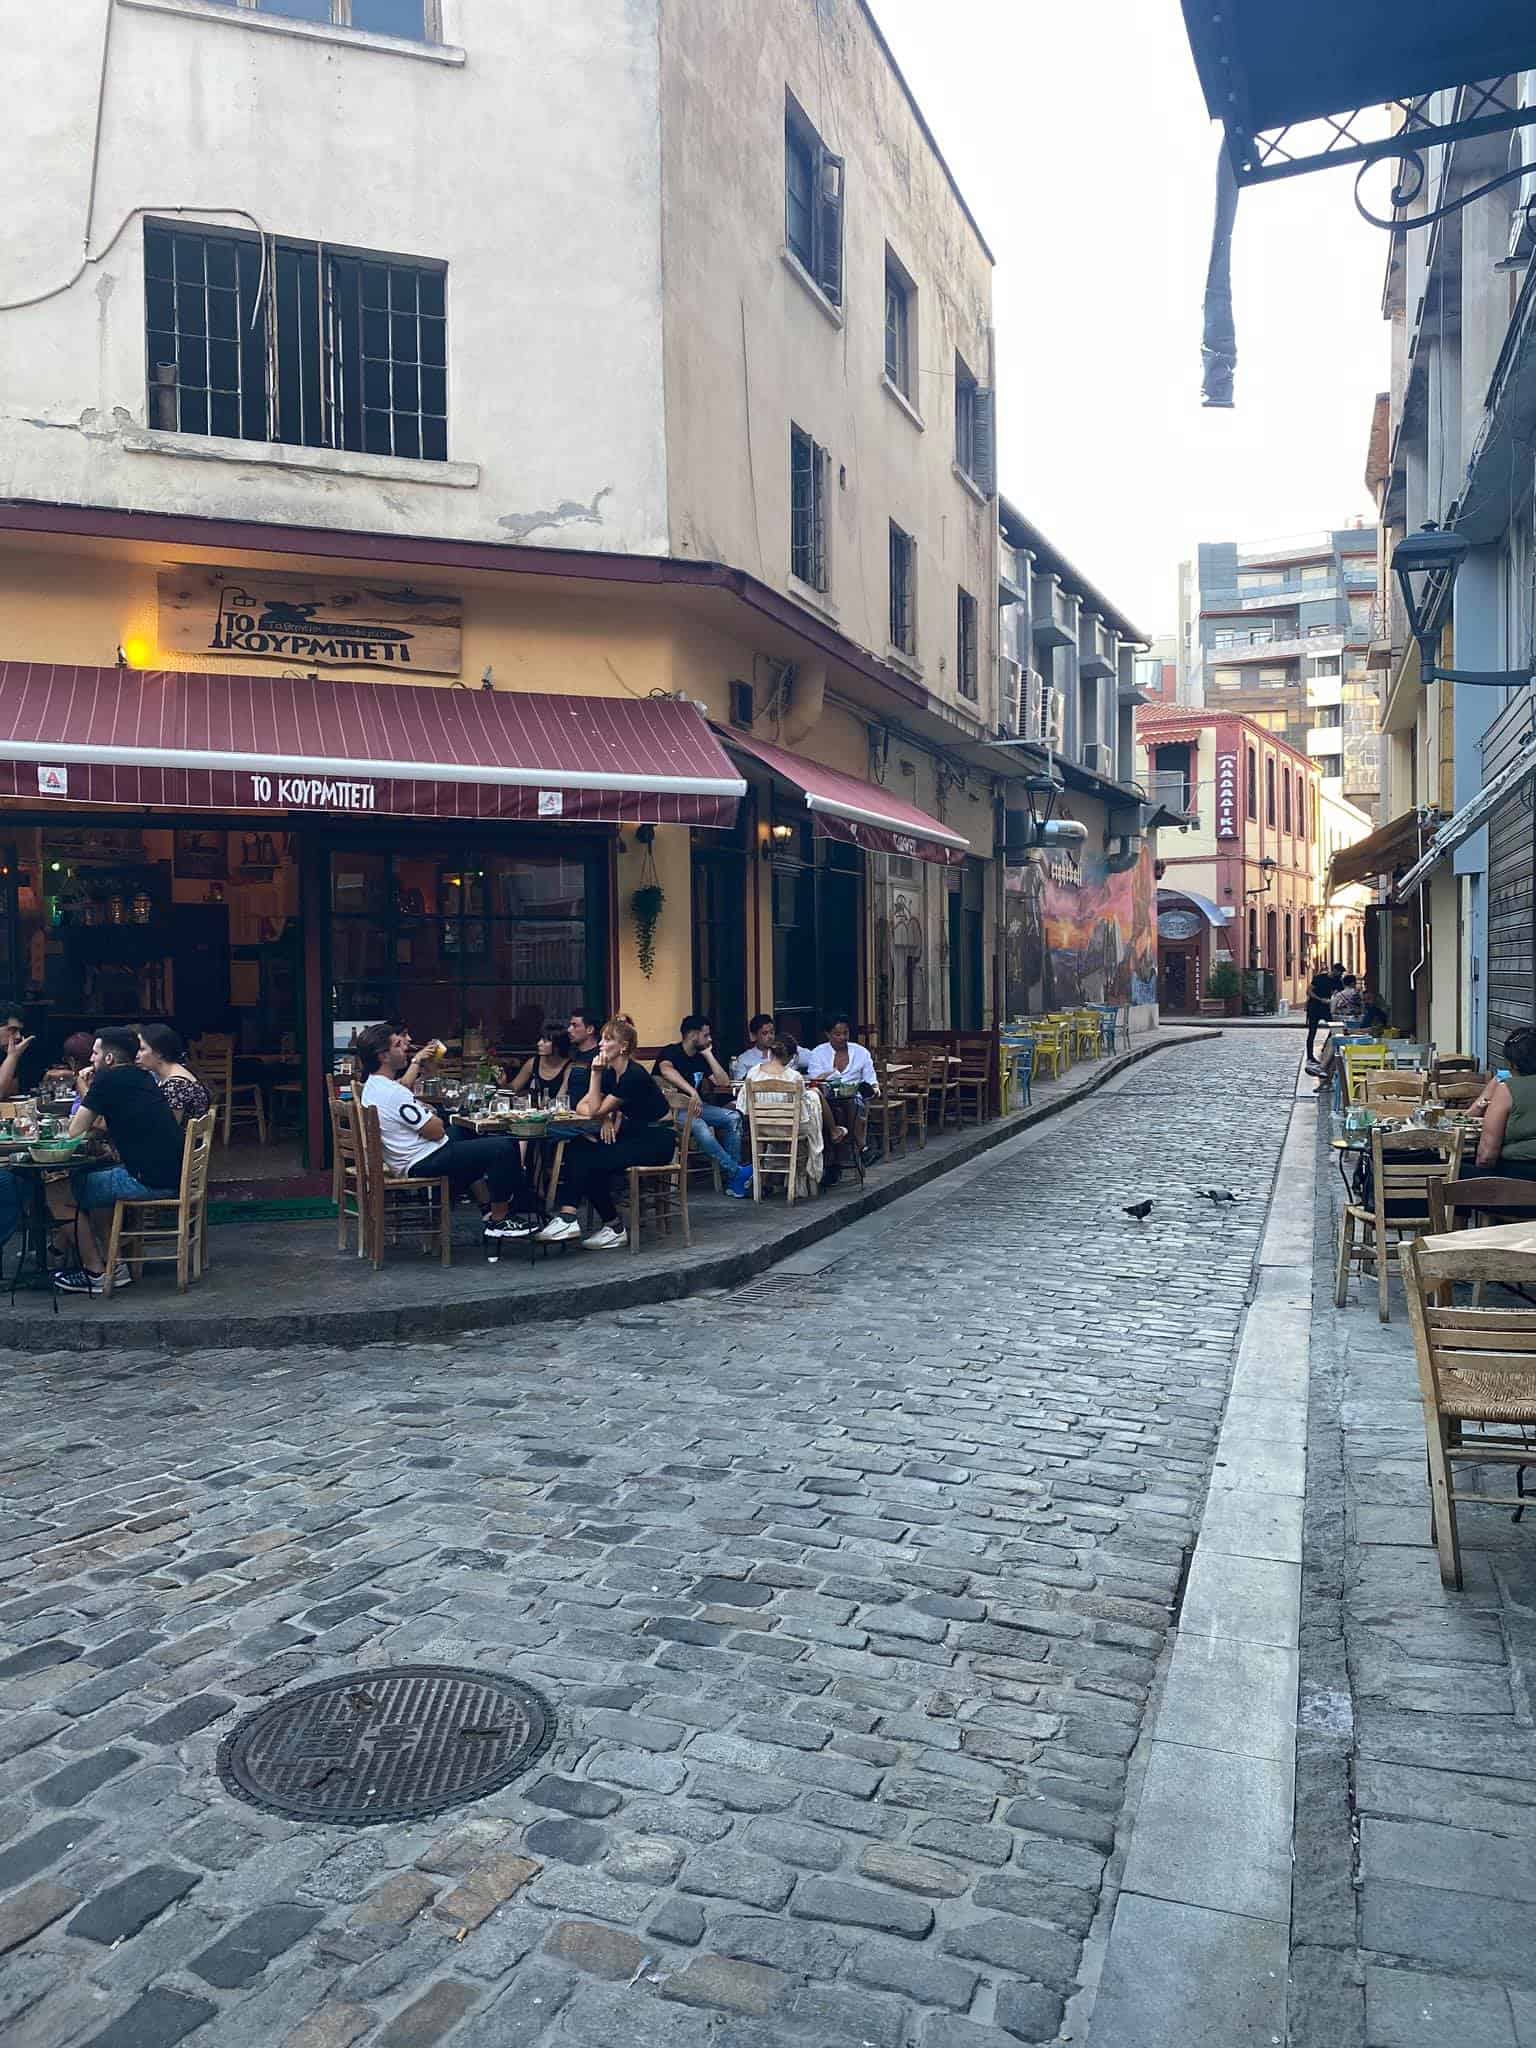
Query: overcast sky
870,0,1390,638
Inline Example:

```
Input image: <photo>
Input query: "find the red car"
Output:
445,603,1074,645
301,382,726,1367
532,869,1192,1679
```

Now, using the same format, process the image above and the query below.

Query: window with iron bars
218,0,439,38
956,586,978,700
144,222,447,461
789,425,829,592
889,522,916,656
884,248,914,397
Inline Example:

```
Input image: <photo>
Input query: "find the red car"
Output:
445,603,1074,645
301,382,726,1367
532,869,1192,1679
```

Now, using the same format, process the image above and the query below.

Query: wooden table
1420,1219,1536,1257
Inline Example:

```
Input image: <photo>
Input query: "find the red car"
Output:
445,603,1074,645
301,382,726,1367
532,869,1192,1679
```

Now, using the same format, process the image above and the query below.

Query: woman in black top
509,1026,574,1108
535,1017,676,1249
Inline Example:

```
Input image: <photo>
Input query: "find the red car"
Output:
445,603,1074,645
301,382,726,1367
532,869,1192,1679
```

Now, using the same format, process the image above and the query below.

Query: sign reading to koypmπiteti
158,571,461,676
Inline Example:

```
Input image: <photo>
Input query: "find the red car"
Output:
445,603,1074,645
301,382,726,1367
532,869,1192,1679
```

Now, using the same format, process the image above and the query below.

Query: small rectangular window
1265,756,1277,827
884,248,914,398
729,681,755,730
889,522,916,656
784,95,843,304
232,0,435,32
953,351,996,493
956,587,978,700
790,423,829,592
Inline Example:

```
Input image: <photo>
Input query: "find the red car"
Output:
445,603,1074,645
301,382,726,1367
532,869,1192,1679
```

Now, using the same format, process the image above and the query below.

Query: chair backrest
330,1090,365,1184
1368,1125,1463,1228
1433,1056,1480,1078
652,1082,693,1167
1387,1042,1430,1068
745,1071,803,1141
1436,1076,1488,1108
1403,1237,1536,1415
178,1109,217,1210
889,1045,933,1084
954,1033,993,1081
1363,1071,1428,1108
195,1042,233,1093
1342,1043,1390,1103
1428,1176,1536,1234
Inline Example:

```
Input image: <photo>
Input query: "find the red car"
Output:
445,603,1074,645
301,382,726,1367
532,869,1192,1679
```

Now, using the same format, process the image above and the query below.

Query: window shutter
971,387,996,496
816,150,845,304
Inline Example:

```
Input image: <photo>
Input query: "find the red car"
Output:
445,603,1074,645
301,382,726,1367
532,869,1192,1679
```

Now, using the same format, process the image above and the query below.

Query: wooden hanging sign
158,570,462,675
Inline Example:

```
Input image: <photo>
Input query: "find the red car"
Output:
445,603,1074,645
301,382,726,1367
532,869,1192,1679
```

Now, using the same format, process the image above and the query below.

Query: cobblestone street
0,1032,1301,2048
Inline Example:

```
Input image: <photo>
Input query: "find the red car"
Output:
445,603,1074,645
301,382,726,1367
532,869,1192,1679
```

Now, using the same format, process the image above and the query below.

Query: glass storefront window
329,838,604,1056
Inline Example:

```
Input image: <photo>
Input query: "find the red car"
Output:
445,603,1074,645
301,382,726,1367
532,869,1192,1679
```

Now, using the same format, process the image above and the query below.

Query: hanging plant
630,842,664,979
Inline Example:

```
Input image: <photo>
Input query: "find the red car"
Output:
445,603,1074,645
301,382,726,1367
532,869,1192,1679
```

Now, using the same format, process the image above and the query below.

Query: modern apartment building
1182,527,1383,816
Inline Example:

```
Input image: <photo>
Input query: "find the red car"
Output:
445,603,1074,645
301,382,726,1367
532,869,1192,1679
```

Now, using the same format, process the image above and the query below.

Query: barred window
956,587,978,700
889,522,916,656
884,249,915,397
784,93,844,304
145,222,447,461
790,425,829,591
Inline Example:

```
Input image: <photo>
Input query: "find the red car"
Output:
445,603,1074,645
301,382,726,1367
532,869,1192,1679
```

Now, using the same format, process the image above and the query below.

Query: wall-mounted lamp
1244,855,1279,899
115,645,128,670
760,821,795,862
1393,523,1532,688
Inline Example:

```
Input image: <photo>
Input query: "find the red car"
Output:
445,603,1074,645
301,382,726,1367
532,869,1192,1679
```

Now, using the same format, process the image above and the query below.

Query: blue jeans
679,1101,741,1173
71,1165,177,1211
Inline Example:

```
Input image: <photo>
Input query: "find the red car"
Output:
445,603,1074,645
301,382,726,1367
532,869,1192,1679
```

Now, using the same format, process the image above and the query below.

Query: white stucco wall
657,0,997,720
0,0,669,553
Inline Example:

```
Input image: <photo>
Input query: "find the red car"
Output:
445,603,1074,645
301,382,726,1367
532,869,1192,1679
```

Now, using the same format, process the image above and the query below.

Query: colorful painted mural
1003,845,1158,1016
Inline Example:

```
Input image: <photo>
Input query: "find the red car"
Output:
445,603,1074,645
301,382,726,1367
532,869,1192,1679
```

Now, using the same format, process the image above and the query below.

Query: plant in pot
629,831,664,979
1204,960,1240,1017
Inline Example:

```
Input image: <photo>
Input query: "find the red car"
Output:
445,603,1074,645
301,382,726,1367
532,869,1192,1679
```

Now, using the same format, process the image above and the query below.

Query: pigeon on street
1124,1200,1153,1221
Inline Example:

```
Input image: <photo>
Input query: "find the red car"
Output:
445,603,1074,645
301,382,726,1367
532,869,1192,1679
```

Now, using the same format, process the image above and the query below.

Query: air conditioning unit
1044,685,1064,749
998,656,1023,735
1082,741,1114,776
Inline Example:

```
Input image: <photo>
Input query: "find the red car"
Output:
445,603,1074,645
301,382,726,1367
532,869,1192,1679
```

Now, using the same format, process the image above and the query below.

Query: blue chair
1001,1036,1035,1109
1090,1004,1119,1055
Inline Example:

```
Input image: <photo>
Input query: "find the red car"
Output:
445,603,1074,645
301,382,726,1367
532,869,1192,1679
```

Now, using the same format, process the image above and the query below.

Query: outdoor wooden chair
886,1046,935,1148
358,1101,452,1269
866,1059,910,1162
1030,1021,1067,1082
1000,1037,1034,1109
1341,1041,1390,1106
329,1090,368,1258
1362,1071,1429,1111
192,1035,267,1146
657,1078,725,1196
1071,1010,1104,1060
953,1034,995,1126
1428,1178,1536,1237
744,1071,807,1201
620,1101,694,1254
1403,1236,1536,1589
1387,1042,1431,1070
1433,1055,1481,1082
1335,1125,1464,1322
912,1032,959,1130
102,1109,216,1296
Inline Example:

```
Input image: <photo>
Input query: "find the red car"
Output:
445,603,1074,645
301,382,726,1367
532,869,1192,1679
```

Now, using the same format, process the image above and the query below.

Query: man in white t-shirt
355,1024,535,1247
731,1013,811,1082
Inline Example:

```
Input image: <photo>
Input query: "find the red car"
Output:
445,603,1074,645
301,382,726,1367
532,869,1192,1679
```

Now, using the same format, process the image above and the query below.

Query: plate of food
26,1140,85,1164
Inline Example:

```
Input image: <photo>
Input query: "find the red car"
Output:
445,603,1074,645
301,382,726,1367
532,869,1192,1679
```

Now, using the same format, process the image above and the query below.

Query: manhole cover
217,1665,555,1826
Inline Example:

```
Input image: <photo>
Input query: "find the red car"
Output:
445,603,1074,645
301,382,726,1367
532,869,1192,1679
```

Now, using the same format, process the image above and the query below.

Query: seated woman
736,1034,823,1196
509,1026,574,1108
137,1024,211,1123
804,1016,878,1176
1472,1028,1536,1182
536,1017,676,1250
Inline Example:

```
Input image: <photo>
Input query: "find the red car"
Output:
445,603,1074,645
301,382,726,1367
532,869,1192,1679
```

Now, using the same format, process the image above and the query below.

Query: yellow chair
1031,1023,1067,1081
1072,1011,1105,1060
1341,1042,1390,1106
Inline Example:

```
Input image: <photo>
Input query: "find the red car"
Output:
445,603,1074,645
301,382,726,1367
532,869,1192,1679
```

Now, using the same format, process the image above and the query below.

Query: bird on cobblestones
1124,1199,1153,1221
1197,1188,1240,1204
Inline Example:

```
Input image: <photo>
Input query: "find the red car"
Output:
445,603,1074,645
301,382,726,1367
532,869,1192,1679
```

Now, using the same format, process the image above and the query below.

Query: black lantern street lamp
1244,855,1279,899
1391,524,1532,689
1022,769,1063,840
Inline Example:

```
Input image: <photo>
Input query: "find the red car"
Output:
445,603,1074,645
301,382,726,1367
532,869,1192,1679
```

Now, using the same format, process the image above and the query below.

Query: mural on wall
1003,845,1158,1015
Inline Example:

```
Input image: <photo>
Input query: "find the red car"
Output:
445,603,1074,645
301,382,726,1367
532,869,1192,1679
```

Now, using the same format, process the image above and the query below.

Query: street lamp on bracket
1244,856,1279,899
1392,524,1535,689
1020,769,1087,851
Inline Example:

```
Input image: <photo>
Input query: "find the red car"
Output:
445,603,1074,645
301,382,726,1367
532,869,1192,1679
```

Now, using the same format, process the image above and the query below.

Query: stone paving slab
0,1032,1302,2048
0,1027,1217,1355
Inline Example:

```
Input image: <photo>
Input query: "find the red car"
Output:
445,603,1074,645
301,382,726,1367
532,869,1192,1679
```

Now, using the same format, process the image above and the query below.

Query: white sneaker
581,1224,628,1250
536,1214,581,1243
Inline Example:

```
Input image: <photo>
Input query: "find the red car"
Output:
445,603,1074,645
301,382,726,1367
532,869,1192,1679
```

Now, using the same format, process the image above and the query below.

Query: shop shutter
1484,693,1536,1054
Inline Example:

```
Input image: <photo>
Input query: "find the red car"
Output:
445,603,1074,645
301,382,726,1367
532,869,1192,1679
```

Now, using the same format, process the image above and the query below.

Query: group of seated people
355,1007,886,1256
1304,964,1391,1088
0,1016,213,1295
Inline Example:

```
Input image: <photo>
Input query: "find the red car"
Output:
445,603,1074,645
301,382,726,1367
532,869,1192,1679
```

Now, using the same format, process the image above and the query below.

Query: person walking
1305,959,1343,1071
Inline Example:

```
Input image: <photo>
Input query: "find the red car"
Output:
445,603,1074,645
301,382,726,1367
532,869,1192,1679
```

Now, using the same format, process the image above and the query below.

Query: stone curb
3,1029,1221,1356
1085,1055,1312,2047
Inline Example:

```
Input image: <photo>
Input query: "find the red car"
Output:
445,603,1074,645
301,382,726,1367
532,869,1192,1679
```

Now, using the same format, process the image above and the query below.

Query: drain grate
217,1664,555,1826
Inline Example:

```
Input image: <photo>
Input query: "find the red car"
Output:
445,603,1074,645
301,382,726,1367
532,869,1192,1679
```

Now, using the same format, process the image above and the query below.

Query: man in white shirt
355,1023,535,1247
732,1013,811,1082
804,1017,879,1092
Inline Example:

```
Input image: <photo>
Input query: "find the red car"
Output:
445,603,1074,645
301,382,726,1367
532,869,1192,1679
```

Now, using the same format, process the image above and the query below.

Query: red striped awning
725,730,970,867
0,664,745,826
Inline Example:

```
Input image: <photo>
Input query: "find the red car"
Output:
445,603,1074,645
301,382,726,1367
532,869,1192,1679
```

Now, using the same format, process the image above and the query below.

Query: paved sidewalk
0,1031,1299,2048
0,1025,1216,1354
1293,1102,1536,2047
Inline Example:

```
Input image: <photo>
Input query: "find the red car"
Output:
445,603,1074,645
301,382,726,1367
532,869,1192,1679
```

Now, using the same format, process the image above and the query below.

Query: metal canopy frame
1227,77,1536,193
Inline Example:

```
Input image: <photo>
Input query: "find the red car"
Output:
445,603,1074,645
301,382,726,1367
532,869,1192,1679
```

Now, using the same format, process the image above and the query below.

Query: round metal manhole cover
217,1665,556,1826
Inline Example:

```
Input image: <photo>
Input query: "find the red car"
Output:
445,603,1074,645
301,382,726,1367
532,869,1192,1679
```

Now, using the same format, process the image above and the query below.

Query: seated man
805,1017,879,1177
732,1013,811,1082
566,1006,603,1108
0,1013,33,1102
655,1014,751,1197
356,1023,536,1247
52,1026,187,1295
